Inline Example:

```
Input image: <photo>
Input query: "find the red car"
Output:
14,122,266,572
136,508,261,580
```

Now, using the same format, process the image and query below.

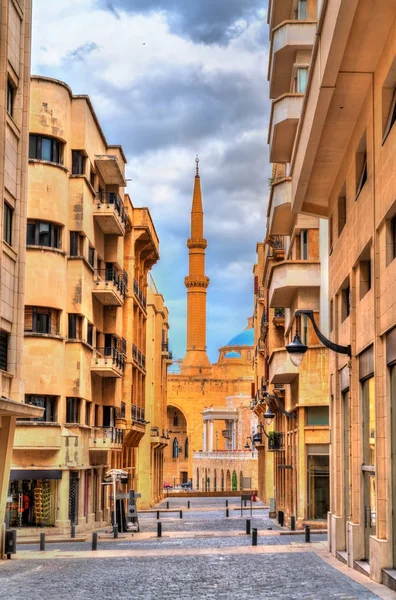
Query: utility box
5,530,16,555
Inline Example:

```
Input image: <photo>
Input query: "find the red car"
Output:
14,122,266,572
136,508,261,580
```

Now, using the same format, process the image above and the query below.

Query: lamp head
264,406,275,425
286,331,308,367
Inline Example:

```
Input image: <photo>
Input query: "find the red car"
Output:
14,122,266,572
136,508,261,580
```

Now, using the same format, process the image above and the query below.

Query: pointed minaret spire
181,158,211,376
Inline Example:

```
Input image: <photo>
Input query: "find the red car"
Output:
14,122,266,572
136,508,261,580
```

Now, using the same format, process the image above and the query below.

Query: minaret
181,157,211,376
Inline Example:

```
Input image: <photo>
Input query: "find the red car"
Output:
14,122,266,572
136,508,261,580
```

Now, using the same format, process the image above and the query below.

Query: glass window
296,68,308,93
297,0,307,19
0,330,9,371
88,247,95,268
41,138,52,161
66,397,80,424
38,222,50,247
306,406,329,426
356,133,367,199
87,323,93,347
68,314,82,340
383,88,396,143
25,395,56,422
70,232,80,256
36,310,50,334
26,221,61,249
28,134,63,165
72,151,86,175
363,377,376,466
173,438,179,459
103,406,114,428
85,402,91,426
307,455,329,519
301,230,308,259
26,222,35,246
7,79,14,117
3,203,13,245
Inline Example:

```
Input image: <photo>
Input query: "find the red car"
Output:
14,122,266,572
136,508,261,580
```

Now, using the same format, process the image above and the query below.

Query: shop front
7,470,62,528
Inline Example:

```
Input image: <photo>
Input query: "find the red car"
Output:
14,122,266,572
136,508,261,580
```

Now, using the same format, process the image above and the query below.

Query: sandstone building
6,76,167,535
164,160,257,491
0,0,43,557
263,0,396,589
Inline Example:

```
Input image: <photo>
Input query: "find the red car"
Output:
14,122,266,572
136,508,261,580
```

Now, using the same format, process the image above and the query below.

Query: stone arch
226,470,231,491
232,470,238,491
221,469,224,491
239,471,243,491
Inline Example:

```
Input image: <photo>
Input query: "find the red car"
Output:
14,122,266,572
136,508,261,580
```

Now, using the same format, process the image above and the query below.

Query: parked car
181,481,192,490
163,482,172,489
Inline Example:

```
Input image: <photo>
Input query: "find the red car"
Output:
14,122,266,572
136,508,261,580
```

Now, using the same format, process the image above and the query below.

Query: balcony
268,432,284,452
131,404,146,424
13,422,61,450
132,344,146,372
273,308,285,327
93,192,126,236
257,287,266,302
92,268,126,306
269,348,298,384
133,279,147,312
267,235,285,260
268,178,293,236
269,260,320,308
89,426,124,451
268,94,303,163
269,20,316,99
222,429,232,439
91,347,125,378
94,155,126,187
258,338,266,353
268,0,293,30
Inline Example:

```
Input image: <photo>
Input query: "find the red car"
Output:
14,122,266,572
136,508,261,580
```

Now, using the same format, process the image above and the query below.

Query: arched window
172,437,179,459
185,438,189,459
173,412,179,427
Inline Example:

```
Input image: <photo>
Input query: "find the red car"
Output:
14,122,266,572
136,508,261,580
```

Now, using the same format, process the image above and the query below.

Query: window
70,231,83,257
26,220,61,249
88,246,95,268
90,168,96,189
71,150,86,175
296,68,308,93
306,406,329,426
85,402,91,426
103,406,115,428
338,185,347,235
341,282,351,322
7,79,14,117
87,322,93,347
66,397,81,424
359,259,371,300
3,203,13,245
25,307,60,335
0,330,9,371
382,58,396,143
362,377,375,467
297,0,307,19
301,230,308,259
29,134,63,164
68,314,83,340
173,412,179,427
172,438,179,459
383,89,396,143
355,133,367,199
388,215,396,265
185,438,189,459
25,395,56,422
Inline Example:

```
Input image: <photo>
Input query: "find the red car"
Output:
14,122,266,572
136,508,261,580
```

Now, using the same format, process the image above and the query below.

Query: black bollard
187,501,190,509
157,522,162,538
252,528,258,546
157,510,160,519
246,519,251,535
113,525,119,539
278,511,284,527
226,508,229,518
71,523,76,539
179,510,183,519
92,532,98,551
305,525,311,543
166,501,169,509
290,516,296,531
244,500,247,507
40,532,45,551
225,500,228,508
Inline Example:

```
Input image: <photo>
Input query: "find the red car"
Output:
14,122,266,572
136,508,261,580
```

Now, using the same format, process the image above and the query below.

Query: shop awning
10,470,62,481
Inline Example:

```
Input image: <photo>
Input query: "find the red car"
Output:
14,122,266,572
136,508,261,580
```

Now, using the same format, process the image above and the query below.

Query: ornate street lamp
286,309,351,366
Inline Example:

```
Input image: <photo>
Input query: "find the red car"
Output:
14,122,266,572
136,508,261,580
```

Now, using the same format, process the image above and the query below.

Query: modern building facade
164,161,256,488
7,76,166,535
0,0,44,557
265,0,396,588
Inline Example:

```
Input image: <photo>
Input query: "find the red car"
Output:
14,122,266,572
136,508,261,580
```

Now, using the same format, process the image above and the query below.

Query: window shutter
24,307,33,331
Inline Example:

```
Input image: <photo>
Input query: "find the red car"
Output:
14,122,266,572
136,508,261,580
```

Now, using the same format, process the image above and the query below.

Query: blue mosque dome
224,351,242,359
226,328,254,347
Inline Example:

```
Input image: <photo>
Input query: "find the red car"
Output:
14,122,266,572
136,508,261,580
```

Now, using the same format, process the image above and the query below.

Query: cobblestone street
0,497,395,600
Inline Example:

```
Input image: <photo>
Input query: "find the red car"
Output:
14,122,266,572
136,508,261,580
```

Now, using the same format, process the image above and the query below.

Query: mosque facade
163,161,257,491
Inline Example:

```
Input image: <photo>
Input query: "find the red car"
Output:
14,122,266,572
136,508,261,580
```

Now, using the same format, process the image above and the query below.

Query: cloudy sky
31,0,270,362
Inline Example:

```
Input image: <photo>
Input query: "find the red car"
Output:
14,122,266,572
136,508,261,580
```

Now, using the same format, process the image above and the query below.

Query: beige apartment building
265,0,396,588
0,0,44,557
6,76,166,535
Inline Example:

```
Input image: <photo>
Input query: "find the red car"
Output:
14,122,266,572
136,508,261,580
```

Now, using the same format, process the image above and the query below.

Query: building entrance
8,478,57,527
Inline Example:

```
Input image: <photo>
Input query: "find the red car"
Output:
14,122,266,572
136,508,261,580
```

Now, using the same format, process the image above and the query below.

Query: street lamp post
286,309,351,366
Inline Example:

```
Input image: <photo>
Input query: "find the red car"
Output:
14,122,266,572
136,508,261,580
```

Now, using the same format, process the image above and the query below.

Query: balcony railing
133,279,147,311
151,426,160,437
268,432,284,452
222,430,232,439
131,404,146,424
132,343,146,371
96,347,125,371
94,268,127,299
96,192,127,226
194,451,257,460
102,427,124,444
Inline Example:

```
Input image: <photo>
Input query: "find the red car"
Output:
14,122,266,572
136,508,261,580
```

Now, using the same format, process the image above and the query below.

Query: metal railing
151,426,160,437
133,279,147,310
162,342,169,352
222,430,232,438
194,451,257,460
95,347,125,371
101,427,124,444
96,192,127,226
131,404,146,423
268,432,284,452
94,268,126,298
132,343,146,371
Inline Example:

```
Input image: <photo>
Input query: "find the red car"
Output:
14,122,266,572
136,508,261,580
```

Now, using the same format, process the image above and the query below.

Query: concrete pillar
203,420,207,452
209,420,214,452
0,416,16,558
